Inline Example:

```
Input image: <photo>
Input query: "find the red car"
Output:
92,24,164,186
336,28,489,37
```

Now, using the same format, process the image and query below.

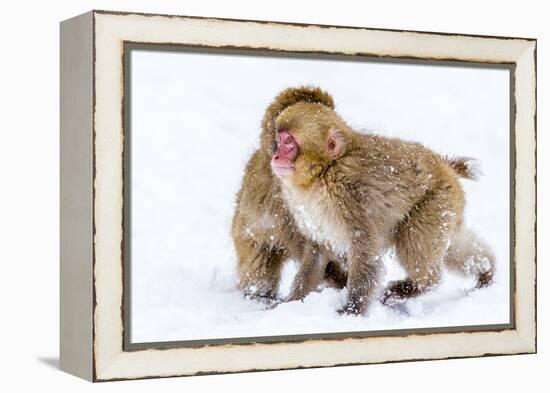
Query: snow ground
129,49,510,343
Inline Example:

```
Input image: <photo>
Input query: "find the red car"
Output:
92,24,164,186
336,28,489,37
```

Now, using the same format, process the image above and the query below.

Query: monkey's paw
337,303,362,316
380,291,407,307
244,291,280,305
380,279,421,307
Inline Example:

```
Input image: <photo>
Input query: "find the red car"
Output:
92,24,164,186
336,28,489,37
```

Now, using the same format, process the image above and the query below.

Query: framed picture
60,10,536,382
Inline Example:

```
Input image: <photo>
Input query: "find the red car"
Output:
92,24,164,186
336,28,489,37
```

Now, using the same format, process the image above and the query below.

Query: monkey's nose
274,154,280,161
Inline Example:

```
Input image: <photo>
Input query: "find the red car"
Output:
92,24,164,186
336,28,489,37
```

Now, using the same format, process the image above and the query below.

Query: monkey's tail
443,225,495,288
444,156,481,180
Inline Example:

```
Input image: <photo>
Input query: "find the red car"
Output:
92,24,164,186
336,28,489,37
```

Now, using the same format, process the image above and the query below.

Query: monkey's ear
327,128,346,160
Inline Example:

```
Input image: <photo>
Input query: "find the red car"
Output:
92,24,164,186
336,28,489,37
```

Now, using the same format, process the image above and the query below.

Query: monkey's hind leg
236,239,286,302
287,244,329,302
444,225,495,288
382,187,463,306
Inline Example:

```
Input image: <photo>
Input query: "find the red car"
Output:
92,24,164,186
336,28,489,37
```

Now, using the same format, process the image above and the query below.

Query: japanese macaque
231,87,348,302
270,90,495,315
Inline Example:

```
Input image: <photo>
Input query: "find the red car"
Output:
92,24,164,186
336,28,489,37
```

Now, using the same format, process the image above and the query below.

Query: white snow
130,49,510,343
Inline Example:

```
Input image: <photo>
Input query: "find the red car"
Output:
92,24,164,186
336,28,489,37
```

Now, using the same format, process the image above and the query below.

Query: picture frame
60,10,536,382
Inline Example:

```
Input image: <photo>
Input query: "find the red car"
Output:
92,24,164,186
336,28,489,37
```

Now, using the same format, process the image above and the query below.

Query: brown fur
231,86,345,301
272,94,495,314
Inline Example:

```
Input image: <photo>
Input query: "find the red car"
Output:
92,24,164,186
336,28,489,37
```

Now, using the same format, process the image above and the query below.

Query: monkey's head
271,102,349,188
261,86,335,154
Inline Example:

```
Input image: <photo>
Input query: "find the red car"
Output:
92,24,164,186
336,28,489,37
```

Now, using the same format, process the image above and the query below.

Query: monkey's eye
285,136,294,145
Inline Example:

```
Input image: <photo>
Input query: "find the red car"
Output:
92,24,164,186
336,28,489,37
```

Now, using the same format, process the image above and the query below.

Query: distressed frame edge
512,40,537,354
91,8,537,42
59,11,95,381
88,11,537,382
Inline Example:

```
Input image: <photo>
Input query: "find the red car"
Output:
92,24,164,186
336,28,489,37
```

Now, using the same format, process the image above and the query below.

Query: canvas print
126,47,510,345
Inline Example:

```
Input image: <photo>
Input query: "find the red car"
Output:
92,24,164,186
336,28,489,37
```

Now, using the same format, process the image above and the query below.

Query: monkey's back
327,132,466,240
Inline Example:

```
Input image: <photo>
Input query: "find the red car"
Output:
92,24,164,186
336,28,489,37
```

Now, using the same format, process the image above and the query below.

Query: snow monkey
270,89,495,315
232,87,348,302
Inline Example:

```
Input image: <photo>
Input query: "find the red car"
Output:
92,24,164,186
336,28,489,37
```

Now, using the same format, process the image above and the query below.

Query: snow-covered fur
273,97,495,314
231,86,347,301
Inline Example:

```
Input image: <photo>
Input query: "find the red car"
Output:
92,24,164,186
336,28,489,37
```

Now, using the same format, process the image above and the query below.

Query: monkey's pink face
271,130,298,178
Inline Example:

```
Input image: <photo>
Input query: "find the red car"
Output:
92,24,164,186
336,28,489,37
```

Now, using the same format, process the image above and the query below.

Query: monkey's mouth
271,162,295,177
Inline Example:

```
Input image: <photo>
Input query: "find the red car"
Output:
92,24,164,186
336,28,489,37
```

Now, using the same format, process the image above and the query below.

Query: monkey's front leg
287,244,328,302
339,237,383,315
236,240,287,303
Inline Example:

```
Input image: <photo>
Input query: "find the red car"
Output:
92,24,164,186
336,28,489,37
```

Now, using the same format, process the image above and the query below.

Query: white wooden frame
60,10,536,382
